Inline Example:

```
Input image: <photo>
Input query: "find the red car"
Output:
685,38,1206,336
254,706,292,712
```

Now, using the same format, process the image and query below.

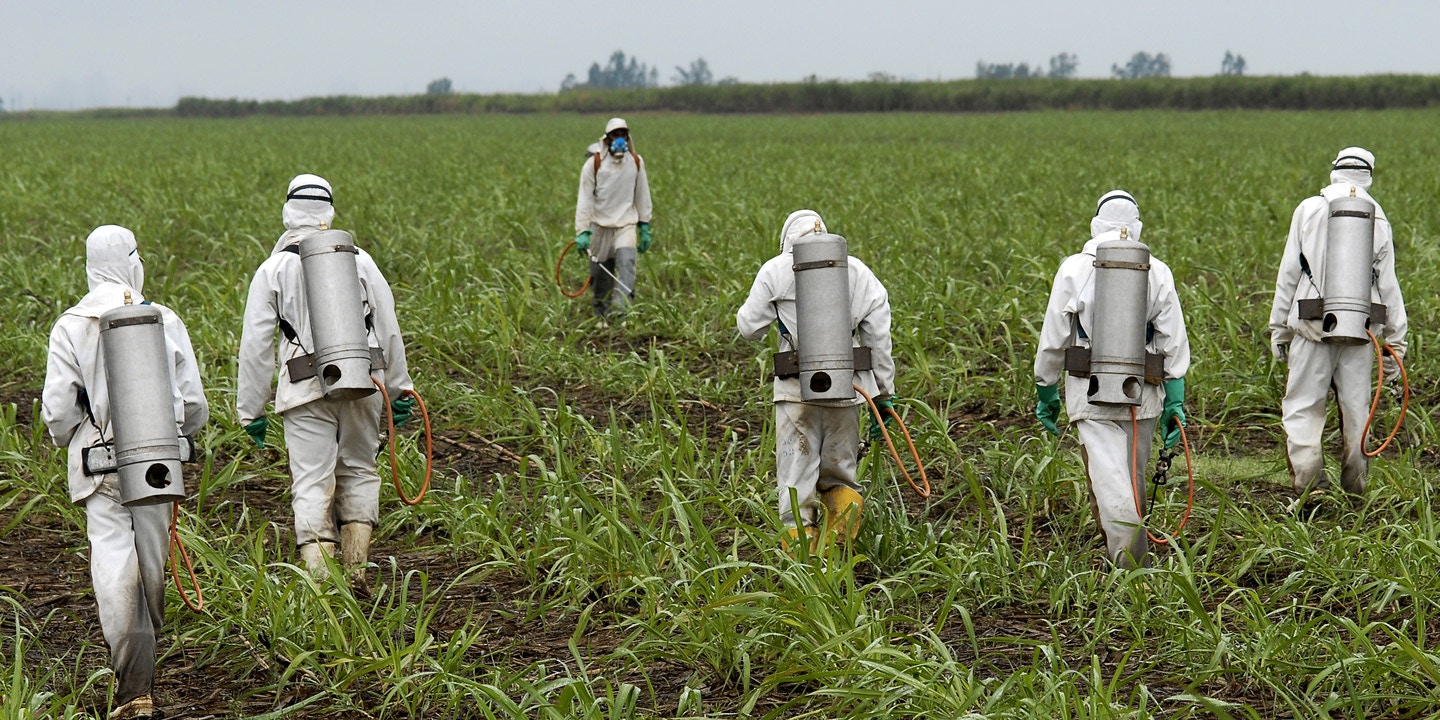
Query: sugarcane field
1,106,1436,719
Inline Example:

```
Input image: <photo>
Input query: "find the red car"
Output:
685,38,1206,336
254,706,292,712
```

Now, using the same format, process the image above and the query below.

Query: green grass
0,110,1437,718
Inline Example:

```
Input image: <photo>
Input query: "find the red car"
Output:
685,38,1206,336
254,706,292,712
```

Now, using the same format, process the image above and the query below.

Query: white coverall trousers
1076,416,1156,567
1283,337,1373,494
86,491,169,706
589,224,638,317
776,401,861,528
283,393,384,547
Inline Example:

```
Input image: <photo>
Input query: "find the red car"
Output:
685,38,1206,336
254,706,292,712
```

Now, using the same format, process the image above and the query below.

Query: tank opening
145,463,172,489
809,372,832,393
322,364,343,386
1087,376,1100,397
1322,314,1338,333
1123,377,1142,399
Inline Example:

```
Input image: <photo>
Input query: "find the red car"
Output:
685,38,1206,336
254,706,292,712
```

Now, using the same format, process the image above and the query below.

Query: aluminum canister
1321,194,1376,345
1087,239,1151,407
99,304,185,506
792,232,855,402
299,230,376,400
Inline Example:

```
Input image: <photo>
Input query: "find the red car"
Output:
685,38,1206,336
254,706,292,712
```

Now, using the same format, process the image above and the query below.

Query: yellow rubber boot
781,526,821,555
821,486,864,544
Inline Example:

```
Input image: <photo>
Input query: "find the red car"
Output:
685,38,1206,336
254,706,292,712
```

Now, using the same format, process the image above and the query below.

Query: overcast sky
6,1,1440,110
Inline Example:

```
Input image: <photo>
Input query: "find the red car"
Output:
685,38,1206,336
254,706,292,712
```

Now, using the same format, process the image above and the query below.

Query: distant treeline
11,75,1440,120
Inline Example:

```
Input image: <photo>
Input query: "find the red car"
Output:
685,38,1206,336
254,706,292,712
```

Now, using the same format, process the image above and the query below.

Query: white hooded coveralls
575,130,652,316
736,210,896,528
1269,151,1407,494
237,176,413,547
41,226,209,707
1033,194,1191,565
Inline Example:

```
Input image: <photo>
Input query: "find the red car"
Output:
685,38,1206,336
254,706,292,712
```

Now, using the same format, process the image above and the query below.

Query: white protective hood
1090,190,1143,242
1329,146,1374,190
778,209,827,254
69,225,146,318
275,174,335,254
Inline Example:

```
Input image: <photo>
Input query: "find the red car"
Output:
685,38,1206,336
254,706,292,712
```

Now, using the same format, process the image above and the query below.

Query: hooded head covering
1090,190,1142,242
605,117,629,135
85,225,144,293
65,225,146,318
275,174,335,254
1330,146,1374,190
282,174,334,231
779,209,827,254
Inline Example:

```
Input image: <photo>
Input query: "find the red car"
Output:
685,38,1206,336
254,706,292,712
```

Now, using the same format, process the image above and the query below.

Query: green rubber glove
244,417,268,448
575,230,592,250
1035,384,1061,437
637,222,653,253
867,397,898,442
391,396,417,427
1160,378,1186,450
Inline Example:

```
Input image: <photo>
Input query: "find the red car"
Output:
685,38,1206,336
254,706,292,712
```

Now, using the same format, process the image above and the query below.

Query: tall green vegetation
146,75,1440,118
0,111,1437,717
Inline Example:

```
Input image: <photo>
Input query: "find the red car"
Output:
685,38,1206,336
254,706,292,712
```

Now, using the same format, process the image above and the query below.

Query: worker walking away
736,210,896,552
573,117,654,319
42,225,209,720
237,174,414,583
1269,147,1407,499
1033,191,1191,568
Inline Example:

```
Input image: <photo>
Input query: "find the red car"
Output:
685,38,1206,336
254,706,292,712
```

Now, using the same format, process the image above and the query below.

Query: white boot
299,541,336,581
341,522,373,584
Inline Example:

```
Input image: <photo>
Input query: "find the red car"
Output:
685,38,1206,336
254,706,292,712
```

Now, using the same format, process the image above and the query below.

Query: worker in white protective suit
1269,147,1407,497
237,174,414,582
573,117,654,319
736,210,896,552
1033,191,1191,568
42,226,208,720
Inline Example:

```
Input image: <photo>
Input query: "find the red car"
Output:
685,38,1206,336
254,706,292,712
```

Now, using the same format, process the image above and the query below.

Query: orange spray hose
854,385,931,498
169,501,204,612
555,240,592,299
1129,406,1194,546
1363,329,1409,458
372,379,434,505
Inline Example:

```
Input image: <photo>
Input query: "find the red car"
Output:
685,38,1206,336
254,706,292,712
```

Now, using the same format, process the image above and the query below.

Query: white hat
605,117,629,134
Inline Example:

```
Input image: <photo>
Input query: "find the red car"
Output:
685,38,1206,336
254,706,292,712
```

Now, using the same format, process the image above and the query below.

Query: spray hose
169,502,204,613
1364,329,1410,458
1128,406,1194,546
555,240,591,299
854,385,931,498
372,379,434,506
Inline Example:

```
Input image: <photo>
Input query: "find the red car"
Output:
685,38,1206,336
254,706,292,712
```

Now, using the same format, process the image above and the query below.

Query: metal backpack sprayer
289,229,384,400
89,299,193,505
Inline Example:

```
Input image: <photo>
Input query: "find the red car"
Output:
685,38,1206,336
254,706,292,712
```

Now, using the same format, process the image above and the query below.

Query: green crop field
1,110,1438,719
